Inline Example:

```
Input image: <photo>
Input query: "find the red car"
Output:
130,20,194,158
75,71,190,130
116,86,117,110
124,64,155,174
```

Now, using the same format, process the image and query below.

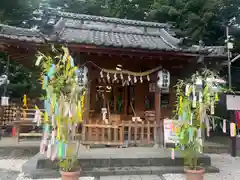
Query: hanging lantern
77,66,88,87
195,77,203,91
157,69,170,88
1,96,9,106
140,76,143,83
0,75,9,106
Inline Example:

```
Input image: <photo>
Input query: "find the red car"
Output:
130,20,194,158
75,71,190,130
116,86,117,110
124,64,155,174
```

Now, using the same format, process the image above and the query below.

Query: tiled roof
0,24,44,43
57,11,170,29
189,45,227,57
53,12,183,51
0,10,226,56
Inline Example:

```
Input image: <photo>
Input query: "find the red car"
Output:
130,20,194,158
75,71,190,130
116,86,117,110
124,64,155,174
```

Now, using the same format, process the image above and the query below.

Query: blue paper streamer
54,102,59,115
44,124,50,133
44,76,48,89
44,100,51,114
183,111,187,121
44,100,48,109
47,64,56,79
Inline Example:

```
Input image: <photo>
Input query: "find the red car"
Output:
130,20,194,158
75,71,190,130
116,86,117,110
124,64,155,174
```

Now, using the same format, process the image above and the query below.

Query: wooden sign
226,94,240,111
149,83,156,92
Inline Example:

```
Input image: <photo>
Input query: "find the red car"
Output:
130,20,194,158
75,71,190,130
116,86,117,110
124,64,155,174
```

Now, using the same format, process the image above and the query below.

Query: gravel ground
0,148,95,180
163,153,240,180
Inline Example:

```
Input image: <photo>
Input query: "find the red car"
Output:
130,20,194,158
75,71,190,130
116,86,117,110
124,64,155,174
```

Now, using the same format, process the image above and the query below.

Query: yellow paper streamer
56,117,61,140
44,112,49,122
22,94,28,118
178,96,183,115
23,94,27,107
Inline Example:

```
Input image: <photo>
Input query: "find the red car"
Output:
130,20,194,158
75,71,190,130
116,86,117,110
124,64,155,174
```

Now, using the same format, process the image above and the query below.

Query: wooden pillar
154,86,163,147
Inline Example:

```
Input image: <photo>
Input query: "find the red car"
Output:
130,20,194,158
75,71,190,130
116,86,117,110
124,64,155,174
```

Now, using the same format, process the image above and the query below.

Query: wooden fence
82,120,160,146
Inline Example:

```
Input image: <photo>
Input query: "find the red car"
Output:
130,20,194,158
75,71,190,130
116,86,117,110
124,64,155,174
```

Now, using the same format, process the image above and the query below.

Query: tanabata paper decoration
230,123,237,137
34,47,86,162
172,69,226,161
171,148,175,160
223,119,227,133
236,111,240,128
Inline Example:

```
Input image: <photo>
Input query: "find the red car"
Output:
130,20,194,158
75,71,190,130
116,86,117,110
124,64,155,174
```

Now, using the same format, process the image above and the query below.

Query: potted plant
35,46,86,180
173,69,227,180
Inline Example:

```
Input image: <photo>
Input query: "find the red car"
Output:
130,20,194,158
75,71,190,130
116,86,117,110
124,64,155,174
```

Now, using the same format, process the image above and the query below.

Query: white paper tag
223,119,227,133
171,149,175,160
47,144,52,158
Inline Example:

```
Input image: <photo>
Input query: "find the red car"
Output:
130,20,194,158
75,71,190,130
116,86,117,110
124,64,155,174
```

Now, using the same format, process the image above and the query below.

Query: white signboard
164,118,179,146
226,94,240,110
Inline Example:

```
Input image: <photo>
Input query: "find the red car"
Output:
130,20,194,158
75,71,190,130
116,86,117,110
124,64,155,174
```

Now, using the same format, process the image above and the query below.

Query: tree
0,53,41,98
0,0,40,27
148,0,240,45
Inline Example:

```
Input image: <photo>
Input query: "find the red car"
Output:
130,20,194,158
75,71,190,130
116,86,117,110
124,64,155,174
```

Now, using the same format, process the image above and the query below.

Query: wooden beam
154,86,162,147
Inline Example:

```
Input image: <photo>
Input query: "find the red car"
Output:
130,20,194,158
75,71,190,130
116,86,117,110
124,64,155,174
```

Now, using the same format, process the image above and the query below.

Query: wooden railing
13,108,44,142
122,121,158,145
82,120,160,146
82,123,124,145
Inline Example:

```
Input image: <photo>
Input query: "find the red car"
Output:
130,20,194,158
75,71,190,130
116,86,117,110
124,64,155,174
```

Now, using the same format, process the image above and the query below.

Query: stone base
22,147,219,179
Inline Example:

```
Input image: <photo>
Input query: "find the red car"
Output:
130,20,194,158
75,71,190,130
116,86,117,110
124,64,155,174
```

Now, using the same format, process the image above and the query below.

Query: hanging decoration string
80,61,162,76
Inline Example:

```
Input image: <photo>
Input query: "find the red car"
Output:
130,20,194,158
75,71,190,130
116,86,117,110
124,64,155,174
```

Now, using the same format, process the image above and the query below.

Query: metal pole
227,26,237,157
227,26,232,88
3,55,9,96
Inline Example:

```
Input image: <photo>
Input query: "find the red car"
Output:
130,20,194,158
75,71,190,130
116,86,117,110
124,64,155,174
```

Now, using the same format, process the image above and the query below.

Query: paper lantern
76,66,88,86
1,96,9,106
157,69,170,88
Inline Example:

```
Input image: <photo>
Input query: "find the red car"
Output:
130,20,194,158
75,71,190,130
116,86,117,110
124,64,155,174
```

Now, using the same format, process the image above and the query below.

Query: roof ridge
0,24,39,32
65,24,174,38
55,11,170,28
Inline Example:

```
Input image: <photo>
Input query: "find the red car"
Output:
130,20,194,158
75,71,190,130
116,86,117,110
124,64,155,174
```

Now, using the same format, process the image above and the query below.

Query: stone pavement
99,175,164,180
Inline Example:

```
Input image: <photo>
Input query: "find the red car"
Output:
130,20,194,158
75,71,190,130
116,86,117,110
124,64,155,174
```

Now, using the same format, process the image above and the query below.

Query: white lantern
157,69,170,88
77,66,88,86
1,96,9,106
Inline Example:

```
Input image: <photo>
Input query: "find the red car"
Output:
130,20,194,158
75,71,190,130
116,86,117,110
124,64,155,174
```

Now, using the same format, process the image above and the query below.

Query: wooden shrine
0,9,227,145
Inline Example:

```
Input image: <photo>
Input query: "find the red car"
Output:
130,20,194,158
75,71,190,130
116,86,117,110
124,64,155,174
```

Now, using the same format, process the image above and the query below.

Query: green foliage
0,53,41,98
0,0,40,27
148,0,240,45
173,69,226,169
1,0,240,47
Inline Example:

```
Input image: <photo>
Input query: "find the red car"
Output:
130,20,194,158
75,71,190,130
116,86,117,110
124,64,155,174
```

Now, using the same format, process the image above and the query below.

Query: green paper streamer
58,141,63,158
188,128,193,142
180,130,185,140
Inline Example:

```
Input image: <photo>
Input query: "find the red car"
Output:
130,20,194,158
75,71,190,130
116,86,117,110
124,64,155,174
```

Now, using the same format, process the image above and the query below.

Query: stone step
203,146,229,154
22,166,219,179
22,147,218,179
